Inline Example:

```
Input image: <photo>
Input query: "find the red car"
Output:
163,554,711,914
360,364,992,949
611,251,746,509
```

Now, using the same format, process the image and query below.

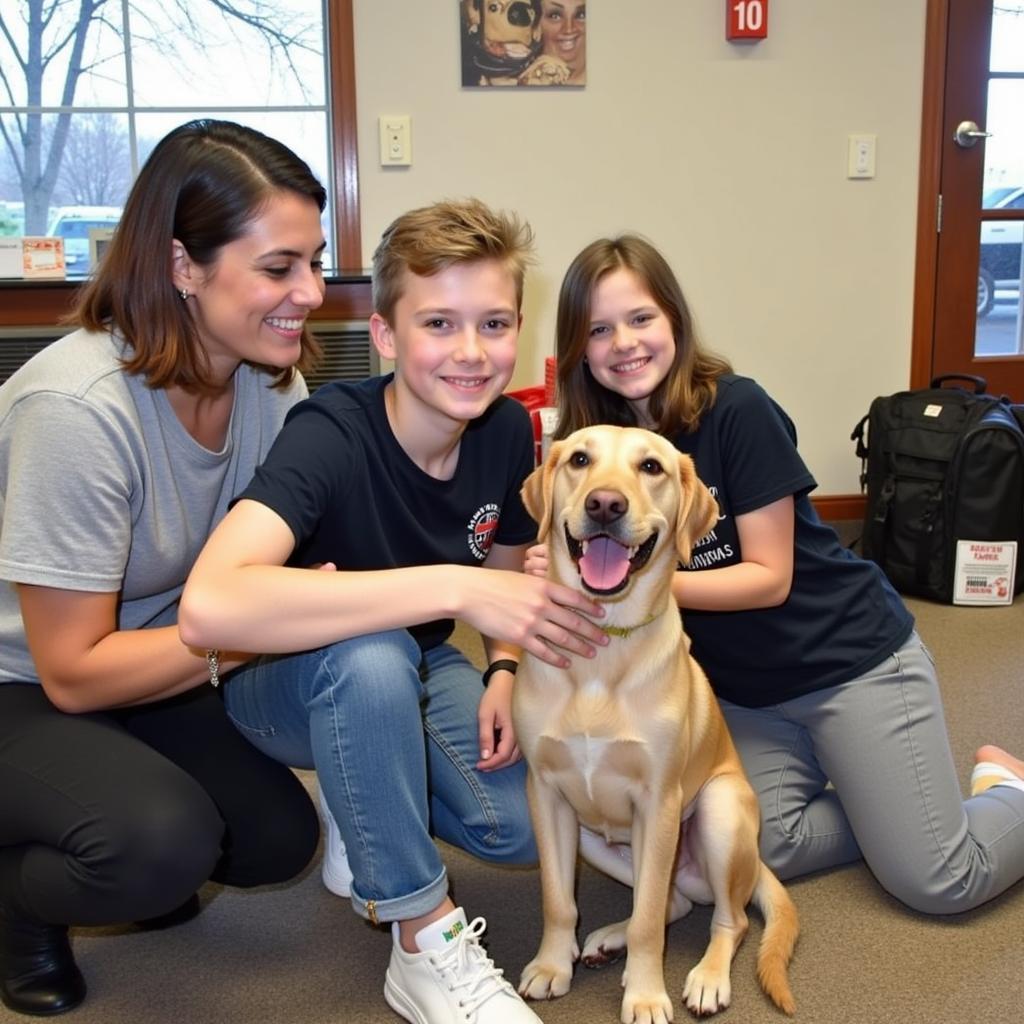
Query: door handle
954,120,992,148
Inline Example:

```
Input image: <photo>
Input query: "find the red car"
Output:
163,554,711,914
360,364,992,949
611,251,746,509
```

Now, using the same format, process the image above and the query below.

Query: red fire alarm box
727,0,768,41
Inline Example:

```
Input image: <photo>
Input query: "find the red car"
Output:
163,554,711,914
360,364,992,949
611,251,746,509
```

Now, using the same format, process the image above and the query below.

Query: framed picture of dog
459,1,587,87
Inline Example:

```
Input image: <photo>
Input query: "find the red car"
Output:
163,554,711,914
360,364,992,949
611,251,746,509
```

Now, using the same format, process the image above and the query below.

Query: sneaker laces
429,917,514,1017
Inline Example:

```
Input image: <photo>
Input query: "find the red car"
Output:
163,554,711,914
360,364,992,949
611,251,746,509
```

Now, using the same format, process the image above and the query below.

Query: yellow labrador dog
513,425,798,1022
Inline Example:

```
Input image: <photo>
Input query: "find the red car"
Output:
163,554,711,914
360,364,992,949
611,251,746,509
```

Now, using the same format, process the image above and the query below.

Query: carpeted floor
6,589,1022,1024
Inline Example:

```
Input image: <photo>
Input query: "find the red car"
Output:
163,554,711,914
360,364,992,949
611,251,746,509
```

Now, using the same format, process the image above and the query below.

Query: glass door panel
973,24,1024,357
974,43,1024,356
933,0,1024,396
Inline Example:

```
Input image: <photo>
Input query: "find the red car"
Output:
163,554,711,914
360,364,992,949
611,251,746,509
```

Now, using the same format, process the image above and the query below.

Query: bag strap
915,488,943,587
851,414,870,492
868,474,896,558
930,373,987,394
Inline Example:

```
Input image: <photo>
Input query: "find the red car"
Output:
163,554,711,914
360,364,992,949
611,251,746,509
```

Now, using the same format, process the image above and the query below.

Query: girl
0,120,325,1015
535,233,1024,915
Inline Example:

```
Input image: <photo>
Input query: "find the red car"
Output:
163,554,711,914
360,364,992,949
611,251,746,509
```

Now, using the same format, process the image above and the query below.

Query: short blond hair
371,198,534,323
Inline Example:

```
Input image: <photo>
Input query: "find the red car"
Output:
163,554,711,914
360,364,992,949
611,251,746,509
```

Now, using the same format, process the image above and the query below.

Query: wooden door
918,0,1024,398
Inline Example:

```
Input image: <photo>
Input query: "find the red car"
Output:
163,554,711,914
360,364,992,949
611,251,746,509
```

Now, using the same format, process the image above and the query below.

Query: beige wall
352,0,928,495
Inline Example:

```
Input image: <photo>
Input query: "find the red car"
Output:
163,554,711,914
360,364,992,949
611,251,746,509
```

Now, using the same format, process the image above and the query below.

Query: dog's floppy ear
520,441,563,542
674,453,719,565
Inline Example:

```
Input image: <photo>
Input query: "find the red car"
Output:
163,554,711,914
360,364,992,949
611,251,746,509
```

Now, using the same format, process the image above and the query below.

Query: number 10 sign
727,0,768,40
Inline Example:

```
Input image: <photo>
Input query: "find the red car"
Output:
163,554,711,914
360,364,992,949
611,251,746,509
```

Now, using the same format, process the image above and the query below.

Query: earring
179,288,189,300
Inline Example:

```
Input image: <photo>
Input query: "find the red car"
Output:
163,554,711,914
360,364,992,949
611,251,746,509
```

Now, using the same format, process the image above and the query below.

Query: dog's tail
751,864,799,1015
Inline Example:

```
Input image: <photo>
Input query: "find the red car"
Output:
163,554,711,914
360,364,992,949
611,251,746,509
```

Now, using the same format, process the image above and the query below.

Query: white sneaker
384,908,542,1024
317,786,354,898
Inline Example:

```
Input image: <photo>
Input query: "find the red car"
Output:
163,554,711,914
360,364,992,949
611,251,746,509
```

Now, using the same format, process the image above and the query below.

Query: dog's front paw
621,985,674,1024
581,920,628,967
519,956,574,1001
682,962,731,1016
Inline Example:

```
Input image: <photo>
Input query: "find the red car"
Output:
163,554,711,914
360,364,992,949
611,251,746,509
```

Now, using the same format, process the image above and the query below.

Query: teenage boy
179,198,607,1024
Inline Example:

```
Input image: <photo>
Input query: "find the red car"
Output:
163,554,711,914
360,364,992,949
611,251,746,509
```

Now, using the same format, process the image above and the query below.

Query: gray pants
720,631,1024,914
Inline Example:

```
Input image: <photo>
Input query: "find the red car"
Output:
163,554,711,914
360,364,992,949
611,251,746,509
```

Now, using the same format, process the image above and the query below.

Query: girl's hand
476,672,521,771
523,544,549,578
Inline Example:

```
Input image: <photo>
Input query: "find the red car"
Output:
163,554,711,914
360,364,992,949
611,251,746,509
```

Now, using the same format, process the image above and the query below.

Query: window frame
0,0,367,327
329,0,361,274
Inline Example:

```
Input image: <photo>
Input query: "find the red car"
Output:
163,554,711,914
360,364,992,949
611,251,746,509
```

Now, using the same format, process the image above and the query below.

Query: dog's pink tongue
579,536,631,591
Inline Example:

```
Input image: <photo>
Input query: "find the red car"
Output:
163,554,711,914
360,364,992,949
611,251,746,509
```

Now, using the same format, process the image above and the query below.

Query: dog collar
599,613,659,639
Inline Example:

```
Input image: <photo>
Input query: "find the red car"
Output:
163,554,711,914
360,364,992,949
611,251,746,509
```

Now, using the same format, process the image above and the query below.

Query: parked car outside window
44,206,122,274
978,185,1024,318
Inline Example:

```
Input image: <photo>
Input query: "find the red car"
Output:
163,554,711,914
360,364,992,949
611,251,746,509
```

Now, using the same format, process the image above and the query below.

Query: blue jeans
223,629,535,922
721,631,1024,914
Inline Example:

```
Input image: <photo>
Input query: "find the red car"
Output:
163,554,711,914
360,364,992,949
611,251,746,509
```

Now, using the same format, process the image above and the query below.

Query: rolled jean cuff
350,865,449,924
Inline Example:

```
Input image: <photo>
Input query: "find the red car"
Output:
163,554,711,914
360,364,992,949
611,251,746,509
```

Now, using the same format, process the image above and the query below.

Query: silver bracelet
206,649,221,688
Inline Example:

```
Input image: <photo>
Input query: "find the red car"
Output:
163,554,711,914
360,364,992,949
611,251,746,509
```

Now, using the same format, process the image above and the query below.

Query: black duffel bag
851,374,1024,603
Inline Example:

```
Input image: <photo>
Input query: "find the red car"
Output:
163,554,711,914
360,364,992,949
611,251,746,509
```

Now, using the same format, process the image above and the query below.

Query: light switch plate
379,115,411,166
847,134,876,179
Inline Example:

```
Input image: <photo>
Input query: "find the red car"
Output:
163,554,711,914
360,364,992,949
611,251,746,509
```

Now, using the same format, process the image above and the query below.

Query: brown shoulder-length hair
70,119,327,391
554,235,732,439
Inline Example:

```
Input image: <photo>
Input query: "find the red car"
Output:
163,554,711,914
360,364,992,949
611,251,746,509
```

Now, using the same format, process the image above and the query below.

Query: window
0,0,359,274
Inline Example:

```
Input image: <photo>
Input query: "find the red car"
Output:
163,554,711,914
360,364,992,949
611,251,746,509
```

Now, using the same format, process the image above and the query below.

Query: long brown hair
554,235,731,439
71,119,327,391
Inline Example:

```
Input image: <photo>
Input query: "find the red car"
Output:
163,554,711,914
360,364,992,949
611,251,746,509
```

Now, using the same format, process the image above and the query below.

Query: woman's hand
518,54,571,86
523,543,549,578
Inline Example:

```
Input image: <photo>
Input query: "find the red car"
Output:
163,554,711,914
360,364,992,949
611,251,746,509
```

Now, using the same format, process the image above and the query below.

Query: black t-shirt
671,375,914,707
239,374,538,651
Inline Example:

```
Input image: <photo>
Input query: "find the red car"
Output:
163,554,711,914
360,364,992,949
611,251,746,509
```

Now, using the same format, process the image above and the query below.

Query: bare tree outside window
0,0,329,266
55,114,130,207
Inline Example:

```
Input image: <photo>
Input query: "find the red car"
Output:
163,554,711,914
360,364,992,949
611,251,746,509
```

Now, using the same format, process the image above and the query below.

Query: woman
521,0,587,85
0,119,326,1016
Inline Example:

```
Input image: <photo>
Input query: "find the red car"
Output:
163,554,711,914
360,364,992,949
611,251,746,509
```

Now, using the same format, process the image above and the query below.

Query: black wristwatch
481,659,519,687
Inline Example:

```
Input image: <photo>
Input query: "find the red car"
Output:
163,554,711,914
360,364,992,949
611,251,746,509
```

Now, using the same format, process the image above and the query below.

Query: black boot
0,906,86,1017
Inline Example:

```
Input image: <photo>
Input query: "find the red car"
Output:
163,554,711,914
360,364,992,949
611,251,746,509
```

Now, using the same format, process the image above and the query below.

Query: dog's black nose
508,2,533,27
585,489,629,525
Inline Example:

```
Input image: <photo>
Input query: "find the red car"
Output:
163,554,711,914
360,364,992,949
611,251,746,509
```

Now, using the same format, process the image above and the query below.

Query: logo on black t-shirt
467,503,501,561
686,484,734,568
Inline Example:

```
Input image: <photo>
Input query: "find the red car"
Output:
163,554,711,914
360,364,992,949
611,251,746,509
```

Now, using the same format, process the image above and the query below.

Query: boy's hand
523,544,548,578
476,673,520,771
459,568,607,669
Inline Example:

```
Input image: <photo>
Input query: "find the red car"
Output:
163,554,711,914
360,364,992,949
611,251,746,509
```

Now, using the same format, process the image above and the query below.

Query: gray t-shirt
0,327,306,684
